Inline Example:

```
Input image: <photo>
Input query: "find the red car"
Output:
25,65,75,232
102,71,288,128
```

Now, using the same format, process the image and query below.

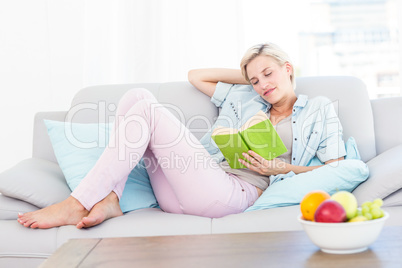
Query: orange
300,190,331,221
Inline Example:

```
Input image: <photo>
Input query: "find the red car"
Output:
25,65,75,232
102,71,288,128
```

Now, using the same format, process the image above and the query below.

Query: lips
263,87,275,96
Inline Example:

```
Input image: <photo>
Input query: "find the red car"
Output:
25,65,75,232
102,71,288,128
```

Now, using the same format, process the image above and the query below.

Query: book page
211,126,239,136
239,110,269,132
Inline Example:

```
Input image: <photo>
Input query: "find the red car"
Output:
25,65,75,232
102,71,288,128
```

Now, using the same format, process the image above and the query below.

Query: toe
80,217,98,228
76,221,85,229
85,217,98,227
23,219,35,228
18,215,27,223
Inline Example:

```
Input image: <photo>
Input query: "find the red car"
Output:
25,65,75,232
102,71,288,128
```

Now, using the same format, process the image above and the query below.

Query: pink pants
71,88,258,218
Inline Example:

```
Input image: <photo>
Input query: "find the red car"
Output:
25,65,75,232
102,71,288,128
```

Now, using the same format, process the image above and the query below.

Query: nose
261,81,270,92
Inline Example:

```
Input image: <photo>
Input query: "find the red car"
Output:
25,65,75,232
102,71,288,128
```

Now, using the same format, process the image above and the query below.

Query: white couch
1,76,402,267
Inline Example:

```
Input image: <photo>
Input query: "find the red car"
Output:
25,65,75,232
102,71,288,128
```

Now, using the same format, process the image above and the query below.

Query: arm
239,152,345,176
188,68,249,97
283,157,345,174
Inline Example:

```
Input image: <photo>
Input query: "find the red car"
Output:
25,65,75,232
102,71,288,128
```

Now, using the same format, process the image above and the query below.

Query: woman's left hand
239,150,288,176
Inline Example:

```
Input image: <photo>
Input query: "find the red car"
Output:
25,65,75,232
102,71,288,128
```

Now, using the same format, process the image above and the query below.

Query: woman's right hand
188,68,249,97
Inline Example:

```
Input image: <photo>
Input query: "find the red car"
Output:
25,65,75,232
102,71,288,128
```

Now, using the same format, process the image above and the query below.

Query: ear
285,62,293,74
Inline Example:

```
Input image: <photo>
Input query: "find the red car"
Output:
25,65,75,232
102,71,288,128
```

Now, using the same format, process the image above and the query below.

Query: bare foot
76,192,123,229
17,196,89,229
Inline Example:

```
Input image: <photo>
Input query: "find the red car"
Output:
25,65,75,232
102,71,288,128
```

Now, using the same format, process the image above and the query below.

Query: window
298,0,400,98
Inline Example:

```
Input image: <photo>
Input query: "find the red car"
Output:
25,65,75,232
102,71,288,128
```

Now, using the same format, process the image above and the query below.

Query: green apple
330,191,358,219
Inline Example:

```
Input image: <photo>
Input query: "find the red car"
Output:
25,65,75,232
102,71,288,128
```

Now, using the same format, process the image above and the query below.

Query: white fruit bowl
298,211,389,254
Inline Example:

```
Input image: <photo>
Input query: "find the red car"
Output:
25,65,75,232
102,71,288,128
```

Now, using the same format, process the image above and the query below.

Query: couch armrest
352,144,402,205
33,111,67,163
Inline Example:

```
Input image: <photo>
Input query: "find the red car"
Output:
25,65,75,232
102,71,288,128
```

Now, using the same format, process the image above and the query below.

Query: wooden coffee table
40,226,402,268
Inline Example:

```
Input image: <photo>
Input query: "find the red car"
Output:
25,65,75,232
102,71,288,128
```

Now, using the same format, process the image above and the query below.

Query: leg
20,88,258,229
141,148,259,217
18,89,154,229
108,89,155,199
142,148,183,214
70,89,161,210
110,90,259,217
77,147,184,228
75,90,158,229
78,88,258,219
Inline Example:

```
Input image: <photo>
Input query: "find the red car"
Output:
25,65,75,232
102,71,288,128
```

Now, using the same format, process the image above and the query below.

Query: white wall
1,0,399,173
0,0,84,172
0,0,310,173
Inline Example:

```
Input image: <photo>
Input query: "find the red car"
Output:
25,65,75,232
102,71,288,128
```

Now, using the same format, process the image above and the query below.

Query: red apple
314,200,347,223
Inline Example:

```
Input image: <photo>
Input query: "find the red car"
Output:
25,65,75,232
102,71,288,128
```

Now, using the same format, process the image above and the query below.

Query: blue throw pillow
245,137,369,212
44,120,158,213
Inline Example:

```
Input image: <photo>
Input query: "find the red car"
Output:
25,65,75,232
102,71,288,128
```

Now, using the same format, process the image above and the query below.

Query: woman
18,43,346,229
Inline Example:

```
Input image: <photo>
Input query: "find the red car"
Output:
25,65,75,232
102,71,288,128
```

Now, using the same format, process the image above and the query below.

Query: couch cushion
55,208,212,247
383,188,402,207
0,220,57,261
246,158,369,212
353,144,402,204
0,158,71,208
44,120,112,191
0,194,40,220
245,138,367,212
211,205,402,234
212,205,303,234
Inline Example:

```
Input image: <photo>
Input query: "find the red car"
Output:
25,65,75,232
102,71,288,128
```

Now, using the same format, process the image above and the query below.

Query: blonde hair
240,43,295,89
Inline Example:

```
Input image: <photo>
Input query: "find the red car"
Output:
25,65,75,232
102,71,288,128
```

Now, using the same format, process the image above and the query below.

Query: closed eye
265,72,272,77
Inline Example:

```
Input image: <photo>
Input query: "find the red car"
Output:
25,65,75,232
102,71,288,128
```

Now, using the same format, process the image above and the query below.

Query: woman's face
246,55,293,105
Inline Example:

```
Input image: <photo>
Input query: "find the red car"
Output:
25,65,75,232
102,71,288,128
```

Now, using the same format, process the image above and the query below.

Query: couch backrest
34,76,377,163
371,97,402,155
294,76,376,162
68,82,218,141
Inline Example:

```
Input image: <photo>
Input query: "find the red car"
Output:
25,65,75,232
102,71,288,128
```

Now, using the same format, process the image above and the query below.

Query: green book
211,110,288,169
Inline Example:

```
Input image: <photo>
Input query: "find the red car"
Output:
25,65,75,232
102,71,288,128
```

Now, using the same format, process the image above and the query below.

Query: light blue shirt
199,82,347,184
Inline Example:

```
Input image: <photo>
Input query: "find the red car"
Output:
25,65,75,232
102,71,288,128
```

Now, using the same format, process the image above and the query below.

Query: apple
314,200,347,223
330,191,358,219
